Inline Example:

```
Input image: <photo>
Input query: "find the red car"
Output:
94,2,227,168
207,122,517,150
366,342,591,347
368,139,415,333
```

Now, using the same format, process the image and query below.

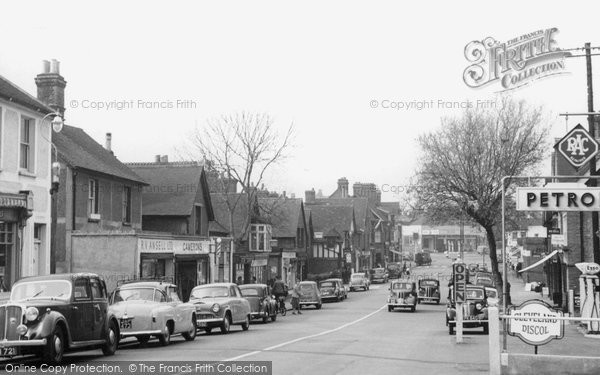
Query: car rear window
240,288,260,297
420,280,437,286
351,274,363,279
320,282,335,288
300,284,314,291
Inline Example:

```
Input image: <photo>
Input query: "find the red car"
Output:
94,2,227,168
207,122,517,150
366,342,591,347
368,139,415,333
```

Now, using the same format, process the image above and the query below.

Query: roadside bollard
488,306,501,375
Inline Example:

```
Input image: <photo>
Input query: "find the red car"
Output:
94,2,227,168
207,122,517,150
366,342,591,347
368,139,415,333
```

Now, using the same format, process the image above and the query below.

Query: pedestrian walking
515,262,522,278
291,282,301,315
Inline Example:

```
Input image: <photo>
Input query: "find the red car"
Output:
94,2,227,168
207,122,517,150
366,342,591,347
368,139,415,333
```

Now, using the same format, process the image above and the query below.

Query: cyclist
272,276,287,311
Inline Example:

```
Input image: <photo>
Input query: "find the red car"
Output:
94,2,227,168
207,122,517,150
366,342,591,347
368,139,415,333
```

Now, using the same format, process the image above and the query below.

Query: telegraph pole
585,42,600,264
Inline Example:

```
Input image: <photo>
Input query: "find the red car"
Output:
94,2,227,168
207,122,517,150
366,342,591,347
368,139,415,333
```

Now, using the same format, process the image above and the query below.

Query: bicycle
276,295,287,316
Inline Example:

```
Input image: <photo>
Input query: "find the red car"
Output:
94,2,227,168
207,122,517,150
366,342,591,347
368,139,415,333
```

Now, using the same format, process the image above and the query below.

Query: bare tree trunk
485,226,507,303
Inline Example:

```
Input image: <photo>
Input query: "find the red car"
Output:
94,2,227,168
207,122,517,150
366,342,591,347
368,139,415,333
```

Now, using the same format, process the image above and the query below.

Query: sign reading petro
516,187,600,211
507,300,564,346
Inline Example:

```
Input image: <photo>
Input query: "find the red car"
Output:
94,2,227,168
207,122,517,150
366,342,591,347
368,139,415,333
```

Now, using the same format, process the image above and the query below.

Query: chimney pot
305,189,316,203
50,59,60,74
35,59,66,118
105,133,112,152
155,155,161,163
42,60,50,73
160,155,168,163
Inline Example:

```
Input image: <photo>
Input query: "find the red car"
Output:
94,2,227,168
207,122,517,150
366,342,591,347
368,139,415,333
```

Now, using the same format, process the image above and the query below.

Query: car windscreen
466,289,485,299
11,280,71,301
373,269,385,274
420,280,438,287
112,288,156,303
392,283,412,290
240,288,261,297
351,274,364,279
299,284,314,291
190,286,229,299
486,289,498,298
320,282,335,288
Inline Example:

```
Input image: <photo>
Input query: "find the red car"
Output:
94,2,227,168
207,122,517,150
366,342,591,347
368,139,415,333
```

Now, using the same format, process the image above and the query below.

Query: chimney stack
105,133,112,153
305,188,316,203
155,155,161,163
159,155,168,163
35,59,67,118
337,177,349,198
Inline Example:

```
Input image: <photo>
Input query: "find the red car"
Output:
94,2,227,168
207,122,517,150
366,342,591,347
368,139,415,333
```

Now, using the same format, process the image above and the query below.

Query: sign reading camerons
138,238,210,255
557,124,599,169
516,187,600,211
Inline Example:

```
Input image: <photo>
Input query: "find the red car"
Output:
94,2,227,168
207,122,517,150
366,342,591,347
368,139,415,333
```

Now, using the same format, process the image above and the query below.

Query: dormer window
250,224,271,252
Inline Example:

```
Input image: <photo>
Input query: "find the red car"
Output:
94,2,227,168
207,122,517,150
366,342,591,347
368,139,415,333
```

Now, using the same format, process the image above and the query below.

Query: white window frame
122,185,132,223
19,116,35,173
88,179,99,217
250,224,271,252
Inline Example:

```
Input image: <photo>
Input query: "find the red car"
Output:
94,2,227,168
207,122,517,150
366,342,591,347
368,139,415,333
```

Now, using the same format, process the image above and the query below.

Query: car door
167,286,184,331
71,278,95,341
229,286,239,322
234,285,248,319
89,278,108,341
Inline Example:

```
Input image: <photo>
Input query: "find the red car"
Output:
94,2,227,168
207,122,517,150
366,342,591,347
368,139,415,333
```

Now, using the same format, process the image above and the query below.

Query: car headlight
212,303,221,313
475,303,483,310
16,324,27,336
25,307,39,321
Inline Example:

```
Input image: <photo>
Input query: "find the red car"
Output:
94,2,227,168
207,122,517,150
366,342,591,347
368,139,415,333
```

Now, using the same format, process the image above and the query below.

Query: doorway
177,261,197,301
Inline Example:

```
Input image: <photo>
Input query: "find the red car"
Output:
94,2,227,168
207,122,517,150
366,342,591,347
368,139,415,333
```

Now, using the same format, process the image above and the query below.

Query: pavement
503,270,600,358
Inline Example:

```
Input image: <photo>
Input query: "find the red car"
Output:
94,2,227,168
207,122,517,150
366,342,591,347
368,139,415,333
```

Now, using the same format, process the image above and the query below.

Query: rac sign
557,124,599,169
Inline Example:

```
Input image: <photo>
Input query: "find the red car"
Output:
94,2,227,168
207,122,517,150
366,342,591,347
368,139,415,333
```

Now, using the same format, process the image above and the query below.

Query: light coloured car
297,281,322,309
189,283,251,334
109,281,197,346
485,287,499,307
349,273,370,291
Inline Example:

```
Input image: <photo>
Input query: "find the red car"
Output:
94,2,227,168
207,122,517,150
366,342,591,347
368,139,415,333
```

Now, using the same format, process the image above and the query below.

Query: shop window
122,186,131,223
20,117,35,172
250,224,271,251
0,222,14,291
141,258,166,279
375,231,382,243
88,179,99,217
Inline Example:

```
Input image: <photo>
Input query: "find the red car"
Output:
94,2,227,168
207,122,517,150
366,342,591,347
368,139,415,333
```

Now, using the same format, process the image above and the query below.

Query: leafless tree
190,112,294,243
412,97,550,297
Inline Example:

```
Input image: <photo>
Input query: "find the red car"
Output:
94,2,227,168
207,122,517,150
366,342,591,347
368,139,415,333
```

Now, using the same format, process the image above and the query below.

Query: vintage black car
417,279,440,304
414,252,432,266
319,279,346,302
446,285,489,335
369,268,389,284
387,281,418,312
0,273,118,364
239,284,278,323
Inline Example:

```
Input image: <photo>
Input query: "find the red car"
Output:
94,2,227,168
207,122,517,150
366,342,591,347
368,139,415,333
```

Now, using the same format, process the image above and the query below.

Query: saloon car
370,268,389,284
189,283,251,334
0,273,118,364
109,280,197,345
349,273,370,291
319,279,346,302
327,278,349,299
387,281,418,312
239,284,278,323
417,278,440,304
298,281,322,309
446,285,489,335
474,272,495,288
415,252,432,266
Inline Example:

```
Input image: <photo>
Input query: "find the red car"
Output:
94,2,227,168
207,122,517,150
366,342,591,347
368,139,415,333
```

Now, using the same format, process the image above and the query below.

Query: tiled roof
306,197,368,231
0,75,53,114
54,125,146,184
308,205,354,237
128,163,213,218
209,193,250,237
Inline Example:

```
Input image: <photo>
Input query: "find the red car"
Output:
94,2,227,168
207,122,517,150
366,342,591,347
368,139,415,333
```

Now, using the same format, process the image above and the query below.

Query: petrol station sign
557,124,599,169
507,300,564,346
516,187,600,211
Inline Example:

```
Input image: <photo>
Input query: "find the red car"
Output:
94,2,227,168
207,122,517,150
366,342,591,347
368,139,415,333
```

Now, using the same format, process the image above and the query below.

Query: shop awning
518,250,559,273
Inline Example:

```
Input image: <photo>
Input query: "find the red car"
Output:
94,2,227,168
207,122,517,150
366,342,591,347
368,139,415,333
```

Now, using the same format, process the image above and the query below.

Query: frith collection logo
463,28,572,91
557,124,599,169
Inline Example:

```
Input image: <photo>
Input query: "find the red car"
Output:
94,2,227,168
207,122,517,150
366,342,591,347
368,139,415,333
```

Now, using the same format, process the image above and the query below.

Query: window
90,279,104,299
73,279,90,299
167,286,181,302
297,227,305,248
122,186,131,223
375,231,382,243
20,117,35,172
195,206,202,235
250,224,271,251
88,179,99,216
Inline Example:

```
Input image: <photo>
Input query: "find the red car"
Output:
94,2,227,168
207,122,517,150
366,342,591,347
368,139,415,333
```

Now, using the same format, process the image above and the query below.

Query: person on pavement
291,282,301,315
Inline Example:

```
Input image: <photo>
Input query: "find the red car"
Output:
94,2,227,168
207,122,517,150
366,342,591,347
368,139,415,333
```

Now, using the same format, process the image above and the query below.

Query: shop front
137,236,211,301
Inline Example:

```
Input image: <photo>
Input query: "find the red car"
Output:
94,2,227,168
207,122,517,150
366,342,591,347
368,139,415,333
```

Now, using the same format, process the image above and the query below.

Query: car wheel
136,335,150,345
262,315,269,324
449,324,455,335
411,306,416,313
350,287,354,292
316,303,322,310
182,316,197,341
220,313,231,334
43,325,65,364
388,306,392,312
204,328,212,335
158,323,171,346
102,320,118,356
242,315,250,331
271,313,277,322
483,323,489,335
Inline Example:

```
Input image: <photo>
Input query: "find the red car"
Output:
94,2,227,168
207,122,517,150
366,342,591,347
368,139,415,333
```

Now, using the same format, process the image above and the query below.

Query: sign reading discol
507,300,564,346
557,124,599,169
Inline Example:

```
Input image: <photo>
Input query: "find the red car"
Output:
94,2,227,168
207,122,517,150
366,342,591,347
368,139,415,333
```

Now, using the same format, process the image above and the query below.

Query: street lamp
40,112,64,194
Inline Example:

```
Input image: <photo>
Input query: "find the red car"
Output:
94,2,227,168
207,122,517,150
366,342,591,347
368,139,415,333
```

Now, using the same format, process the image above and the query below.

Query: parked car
319,279,346,302
369,268,389,284
109,280,197,345
386,263,402,279
387,281,418,312
189,283,251,334
474,272,495,288
417,278,440,304
485,287,499,307
414,252,432,266
327,278,349,299
445,251,460,260
446,285,489,335
349,273,370,291
297,281,322,309
0,273,118,364
239,284,277,323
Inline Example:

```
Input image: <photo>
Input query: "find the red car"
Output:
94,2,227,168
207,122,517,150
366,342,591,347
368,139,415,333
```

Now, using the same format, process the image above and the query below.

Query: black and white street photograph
1,1,600,374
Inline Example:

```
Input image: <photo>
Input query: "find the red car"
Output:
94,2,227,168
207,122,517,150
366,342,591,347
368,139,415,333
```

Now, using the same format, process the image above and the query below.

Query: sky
2,0,599,201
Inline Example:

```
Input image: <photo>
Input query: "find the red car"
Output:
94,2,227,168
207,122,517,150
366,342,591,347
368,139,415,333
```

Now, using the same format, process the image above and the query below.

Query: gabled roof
309,205,354,238
0,75,54,114
128,162,214,219
209,193,250,237
379,201,401,215
306,197,368,232
54,125,146,184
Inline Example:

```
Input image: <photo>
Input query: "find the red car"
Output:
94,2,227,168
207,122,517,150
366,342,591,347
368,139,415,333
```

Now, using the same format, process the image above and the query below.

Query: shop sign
575,262,600,275
516,187,600,211
138,238,210,255
282,252,296,259
557,124,599,169
507,300,564,346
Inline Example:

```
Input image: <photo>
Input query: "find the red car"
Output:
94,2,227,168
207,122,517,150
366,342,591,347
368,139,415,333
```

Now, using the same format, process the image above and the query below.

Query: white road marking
224,304,387,361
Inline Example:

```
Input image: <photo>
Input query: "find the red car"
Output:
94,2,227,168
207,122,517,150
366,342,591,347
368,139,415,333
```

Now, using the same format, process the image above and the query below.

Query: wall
142,215,188,234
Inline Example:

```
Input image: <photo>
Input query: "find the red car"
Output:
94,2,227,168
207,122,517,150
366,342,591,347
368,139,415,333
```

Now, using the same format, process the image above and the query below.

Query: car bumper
0,339,47,348
299,300,319,305
120,330,162,338
321,294,339,300
196,318,224,328
388,303,414,308
249,311,269,319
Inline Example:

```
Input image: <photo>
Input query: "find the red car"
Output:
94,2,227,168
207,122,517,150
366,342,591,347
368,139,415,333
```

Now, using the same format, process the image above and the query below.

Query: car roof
299,281,317,285
239,284,268,288
193,283,237,288
322,278,341,282
14,273,100,284
117,281,175,289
